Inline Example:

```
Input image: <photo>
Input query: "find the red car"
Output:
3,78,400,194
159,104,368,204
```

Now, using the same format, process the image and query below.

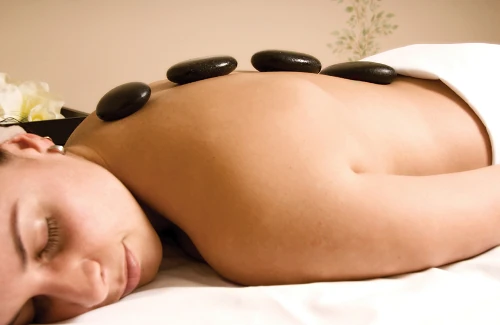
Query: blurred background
1,0,499,113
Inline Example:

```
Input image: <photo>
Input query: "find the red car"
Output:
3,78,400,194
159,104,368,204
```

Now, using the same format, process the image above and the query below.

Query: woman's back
66,71,494,285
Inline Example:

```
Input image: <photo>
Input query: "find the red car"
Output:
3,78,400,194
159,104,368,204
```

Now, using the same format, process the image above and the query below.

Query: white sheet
56,244,500,325
0,125,25,143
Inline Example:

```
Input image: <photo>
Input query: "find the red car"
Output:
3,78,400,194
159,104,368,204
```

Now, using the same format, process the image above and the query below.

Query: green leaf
346,6,354,12
386,13,394,18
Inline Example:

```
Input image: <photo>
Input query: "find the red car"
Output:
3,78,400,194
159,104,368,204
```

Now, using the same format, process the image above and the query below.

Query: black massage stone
167,56,238,85
251,50,322,73
96,82,151,122
320,61,397,85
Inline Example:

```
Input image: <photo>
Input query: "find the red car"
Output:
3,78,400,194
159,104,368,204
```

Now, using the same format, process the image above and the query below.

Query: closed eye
39,217,60,259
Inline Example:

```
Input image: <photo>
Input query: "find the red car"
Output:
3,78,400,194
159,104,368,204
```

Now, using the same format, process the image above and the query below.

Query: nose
38,258,108,308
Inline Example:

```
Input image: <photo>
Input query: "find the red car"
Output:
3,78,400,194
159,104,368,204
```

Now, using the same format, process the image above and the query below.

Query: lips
121,244,141,298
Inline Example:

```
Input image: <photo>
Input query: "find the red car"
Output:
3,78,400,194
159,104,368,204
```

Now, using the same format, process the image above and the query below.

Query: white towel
362,43,500,163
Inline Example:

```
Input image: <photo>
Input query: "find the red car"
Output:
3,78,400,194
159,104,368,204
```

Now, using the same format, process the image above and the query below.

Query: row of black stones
97,50,397,121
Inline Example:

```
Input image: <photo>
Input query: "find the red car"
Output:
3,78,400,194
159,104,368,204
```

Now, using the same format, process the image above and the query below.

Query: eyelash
39,217,60,259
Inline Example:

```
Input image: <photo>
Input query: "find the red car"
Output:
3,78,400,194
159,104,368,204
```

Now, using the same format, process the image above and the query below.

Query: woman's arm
335,166,500,279
209,165,500,285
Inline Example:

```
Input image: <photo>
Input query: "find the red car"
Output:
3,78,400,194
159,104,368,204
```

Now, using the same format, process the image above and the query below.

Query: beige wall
1,0,499,113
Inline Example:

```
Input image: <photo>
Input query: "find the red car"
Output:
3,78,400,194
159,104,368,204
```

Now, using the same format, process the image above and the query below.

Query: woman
2,43,500,324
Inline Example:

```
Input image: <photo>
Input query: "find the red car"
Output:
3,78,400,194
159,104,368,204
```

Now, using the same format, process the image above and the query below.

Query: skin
1,71,498,323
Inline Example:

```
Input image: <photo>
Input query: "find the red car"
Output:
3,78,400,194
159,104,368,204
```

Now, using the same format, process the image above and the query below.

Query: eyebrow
7,202,28,325
10,201,27,270
5,202,27,325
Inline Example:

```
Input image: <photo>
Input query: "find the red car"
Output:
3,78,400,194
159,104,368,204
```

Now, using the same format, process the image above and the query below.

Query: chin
139,240,163,288
141,270,159,289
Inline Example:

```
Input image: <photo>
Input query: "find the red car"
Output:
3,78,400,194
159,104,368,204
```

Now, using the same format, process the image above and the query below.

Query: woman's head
0,133,163,324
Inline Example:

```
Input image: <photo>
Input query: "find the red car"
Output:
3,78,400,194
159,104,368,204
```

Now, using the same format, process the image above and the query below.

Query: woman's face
0,133,163,324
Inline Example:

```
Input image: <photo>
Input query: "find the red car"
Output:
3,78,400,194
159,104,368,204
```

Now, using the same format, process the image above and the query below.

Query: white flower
0,73,65,124
0,83,23,121
28,104,64,122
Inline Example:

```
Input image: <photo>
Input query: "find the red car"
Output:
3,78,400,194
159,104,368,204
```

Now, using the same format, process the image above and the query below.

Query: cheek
48,159,151,236
61,206,131,247
50,169,161,262
56,189,152,250
57,183,141,235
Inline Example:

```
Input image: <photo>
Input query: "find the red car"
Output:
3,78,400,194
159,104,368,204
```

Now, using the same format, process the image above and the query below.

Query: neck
64,144,110,169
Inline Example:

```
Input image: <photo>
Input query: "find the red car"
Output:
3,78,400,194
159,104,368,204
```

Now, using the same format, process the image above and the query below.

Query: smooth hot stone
320,61,396,85
167,56,238,85
96,82,151,122
251,50,321,73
